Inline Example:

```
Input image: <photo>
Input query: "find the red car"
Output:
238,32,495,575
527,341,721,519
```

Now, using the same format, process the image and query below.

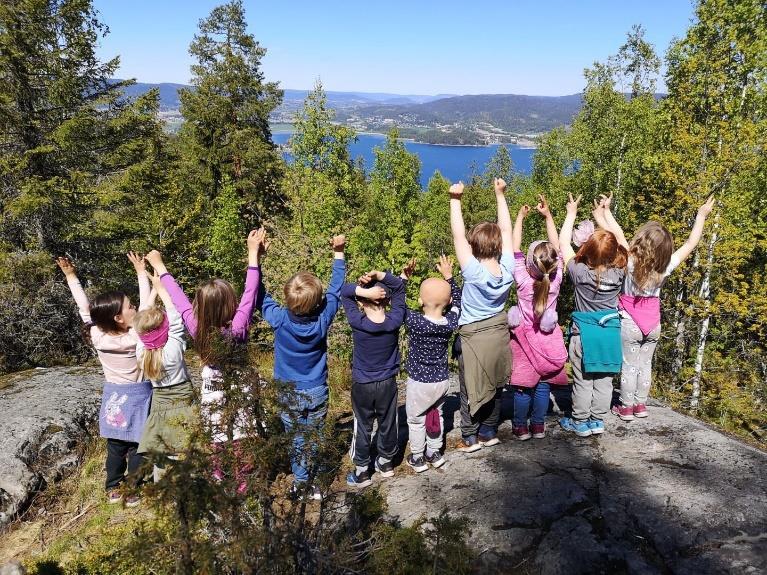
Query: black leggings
105,438,144,490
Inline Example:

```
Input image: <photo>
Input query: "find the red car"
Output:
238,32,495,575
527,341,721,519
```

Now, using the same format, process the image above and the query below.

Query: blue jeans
512,382,551,426
280,383,328,484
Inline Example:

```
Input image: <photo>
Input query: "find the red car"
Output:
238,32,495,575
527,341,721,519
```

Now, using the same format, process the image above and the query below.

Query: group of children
56,178,714,503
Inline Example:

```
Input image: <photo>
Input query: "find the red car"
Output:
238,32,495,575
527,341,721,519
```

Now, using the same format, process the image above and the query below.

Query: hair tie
526,240,556,281
139,313,170,350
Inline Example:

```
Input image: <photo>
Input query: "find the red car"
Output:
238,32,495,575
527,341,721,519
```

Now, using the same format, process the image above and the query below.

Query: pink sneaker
633,403,648,418
512,425,532,441
530,423,546,439
611,404,635,421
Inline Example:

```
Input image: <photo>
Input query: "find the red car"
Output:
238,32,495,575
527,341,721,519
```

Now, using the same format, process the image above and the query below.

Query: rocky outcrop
0,367,102,525
384,380,767,574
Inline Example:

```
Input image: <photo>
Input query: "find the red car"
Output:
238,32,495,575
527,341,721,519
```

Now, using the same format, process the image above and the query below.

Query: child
400,255,461,472
341,269,406,487
257,235,347,501
57,253,153,507
593,193,715,420
558,193,627,437
507,195,568,440
134,272,194,481
145,229,265,491
449,178,515,453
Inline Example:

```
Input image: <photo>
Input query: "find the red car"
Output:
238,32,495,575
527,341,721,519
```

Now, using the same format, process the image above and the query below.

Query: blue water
272,132,535,189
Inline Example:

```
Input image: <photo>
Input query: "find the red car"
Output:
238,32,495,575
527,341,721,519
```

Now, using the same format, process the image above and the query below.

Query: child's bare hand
698,195,715,217
494,178,507,194
55,257,76,276
535,194,551,218
247,228,264,253
358,272,373,286
331,235,346,251
449,181,465,198
518,205,531,219
362,286,387,302
145,250,163,268
400,258,417,280
599,192,613,210
149,270,162,291
127,252,145,273
436,254,454,280
566,193,582,216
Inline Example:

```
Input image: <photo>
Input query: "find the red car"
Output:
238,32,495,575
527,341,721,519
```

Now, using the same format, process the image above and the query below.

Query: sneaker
125,494,141,508
611,404,635,422
458,435,482,453
406,453,429,473
559,417,592,437
291,483,323,502
424,451,446,469
107,490,123,504
346,470,372,488
530,423,546,439
478,432,500,447
375,458,395,478
512,425,532,441
588,419,605,435
633,403,648,418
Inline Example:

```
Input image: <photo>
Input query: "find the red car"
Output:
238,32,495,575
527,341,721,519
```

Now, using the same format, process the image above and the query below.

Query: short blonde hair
284,272,323,315
134,307,167,382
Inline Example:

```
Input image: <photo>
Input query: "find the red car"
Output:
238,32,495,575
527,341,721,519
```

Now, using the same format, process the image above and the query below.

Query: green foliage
207,178,246,289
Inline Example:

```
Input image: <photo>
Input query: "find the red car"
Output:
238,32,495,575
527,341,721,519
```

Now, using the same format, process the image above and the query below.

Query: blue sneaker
346,469,372,488
587,419,605,435
559,417,592,437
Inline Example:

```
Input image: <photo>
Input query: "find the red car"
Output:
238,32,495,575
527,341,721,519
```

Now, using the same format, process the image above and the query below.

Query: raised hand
127,252,146,273
566,193,582,216
331,234,346,251
361,286,387,302
599,192,613,210
55,256,76,277
358,272,374,286
401,258,417,280
247,228,263,253
518,205,531,219
536,194,551,218
698,195,715,217
145,250,164,269
436,254,454,280
149,270,163,291
449,181,465,198
494,178,507,194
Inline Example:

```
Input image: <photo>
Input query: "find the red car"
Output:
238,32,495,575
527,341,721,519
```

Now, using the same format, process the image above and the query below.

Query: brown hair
531,242,559,318
89,291,129,336
193,279,238,365
284,272,323,315
575,229,628,288
134,307,167,381
629,221,674,292
467,221,502,260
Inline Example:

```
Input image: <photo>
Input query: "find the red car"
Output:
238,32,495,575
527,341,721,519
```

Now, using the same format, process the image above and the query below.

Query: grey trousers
406,378,450,456
569,335,615,422
619,313,661,406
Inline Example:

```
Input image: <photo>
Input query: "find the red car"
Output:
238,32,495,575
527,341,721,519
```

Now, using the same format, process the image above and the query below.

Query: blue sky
93,0,695,96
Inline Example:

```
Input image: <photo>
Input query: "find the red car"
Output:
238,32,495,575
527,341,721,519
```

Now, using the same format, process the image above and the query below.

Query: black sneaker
424,450,446,469
346,470,372,488
374,458,395,478
406,453,428,473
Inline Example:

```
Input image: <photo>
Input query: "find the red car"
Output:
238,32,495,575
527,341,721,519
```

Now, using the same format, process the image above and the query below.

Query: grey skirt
138,382,196,454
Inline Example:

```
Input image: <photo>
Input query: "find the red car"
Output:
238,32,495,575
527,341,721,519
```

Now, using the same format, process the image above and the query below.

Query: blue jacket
341,272,406,383
259,259,346,390
571,310,622,373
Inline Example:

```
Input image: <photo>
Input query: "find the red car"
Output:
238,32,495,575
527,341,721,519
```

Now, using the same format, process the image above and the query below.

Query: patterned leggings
619,313,661,407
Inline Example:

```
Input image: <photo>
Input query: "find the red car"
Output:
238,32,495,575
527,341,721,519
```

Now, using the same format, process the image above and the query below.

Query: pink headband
526,240,557,281
572,220,595,247
139,313,169,350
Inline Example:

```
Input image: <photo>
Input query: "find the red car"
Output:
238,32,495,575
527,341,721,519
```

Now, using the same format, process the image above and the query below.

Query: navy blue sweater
340,273,406,383
404,277,462,383
259,258,345,390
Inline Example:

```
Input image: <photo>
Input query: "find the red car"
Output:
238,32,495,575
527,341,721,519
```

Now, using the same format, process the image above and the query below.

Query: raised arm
536,194,561,252
321,235,347,321
56,257,91,323
147,250,197,336
559,193,582,264
449,182,473,268
599,193,629,250
380,272,406,327
513,205,530,253
127,252,152,310
673,196,715,264
494,178,513,254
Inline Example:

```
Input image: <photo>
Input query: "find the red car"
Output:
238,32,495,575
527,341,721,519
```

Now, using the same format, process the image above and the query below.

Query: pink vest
619,294,661,336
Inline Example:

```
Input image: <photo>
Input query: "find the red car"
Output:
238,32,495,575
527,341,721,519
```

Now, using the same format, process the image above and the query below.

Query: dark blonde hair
134,307,166,381
193,279,238,365
531,242,559,318
575,229,628,288
629,221,674,292
467,222,502,260
284,272,323,315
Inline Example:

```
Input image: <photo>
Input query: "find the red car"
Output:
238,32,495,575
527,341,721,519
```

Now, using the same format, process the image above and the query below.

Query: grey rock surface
0,367,102,525
383,378,767,574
